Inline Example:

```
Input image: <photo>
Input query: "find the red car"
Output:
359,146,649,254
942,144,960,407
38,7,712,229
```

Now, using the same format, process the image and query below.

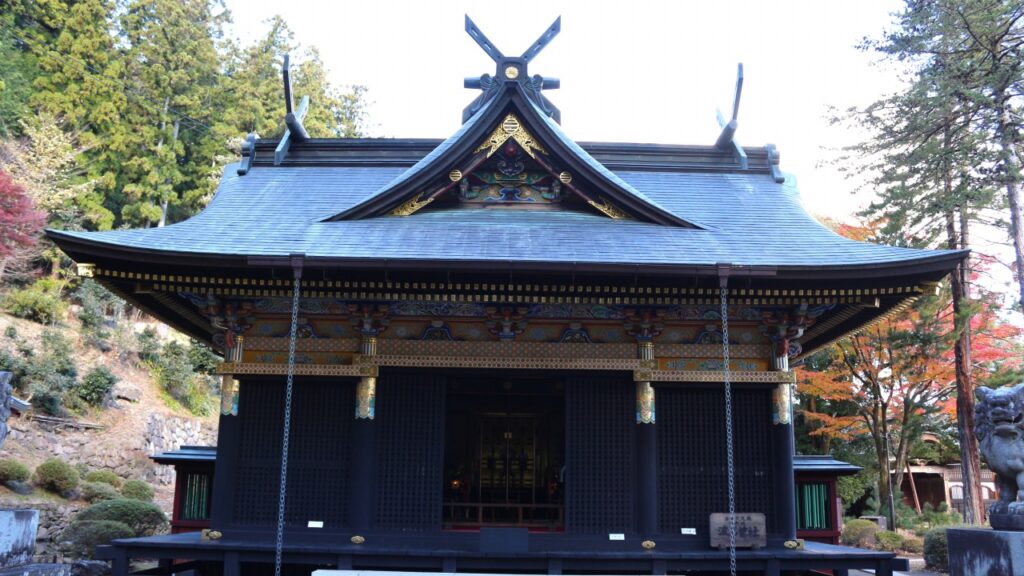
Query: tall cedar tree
847,0,1023,524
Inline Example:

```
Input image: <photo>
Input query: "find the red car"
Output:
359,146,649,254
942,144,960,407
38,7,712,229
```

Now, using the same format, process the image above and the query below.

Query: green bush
78,366,118,406
33,458,79,494
63,519,133,558
80,481,121,503
875,530,905,552
120,479,154,502
188,339,220,374
0,459,30,483
75,498,166,536
75,279,122,334
150,340,214,416
924,527,950,571
902,536,924,554
841,518,880,548
2,278,67,324
83,470,121,488
136,327,160,363
20,329,78,416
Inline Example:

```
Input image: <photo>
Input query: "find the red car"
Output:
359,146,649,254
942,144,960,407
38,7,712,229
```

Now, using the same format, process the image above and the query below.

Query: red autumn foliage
0,170,46,258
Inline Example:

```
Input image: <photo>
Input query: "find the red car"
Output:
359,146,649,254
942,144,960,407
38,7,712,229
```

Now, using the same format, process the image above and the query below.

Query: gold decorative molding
216,362,373,377
587,196,633,220
640,370,796,384
93,268,925,300
474,113,547,159
243,337,360,353
372,354,640,371
391,192,434,217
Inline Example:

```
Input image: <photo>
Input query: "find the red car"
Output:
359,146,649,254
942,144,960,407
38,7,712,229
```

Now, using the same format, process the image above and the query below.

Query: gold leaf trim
474,113,548,159
391,192,434,217
587,196,633,220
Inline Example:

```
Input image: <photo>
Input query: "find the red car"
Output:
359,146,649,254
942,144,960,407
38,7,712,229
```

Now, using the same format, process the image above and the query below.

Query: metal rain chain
274,276,302,576
720,282,738,576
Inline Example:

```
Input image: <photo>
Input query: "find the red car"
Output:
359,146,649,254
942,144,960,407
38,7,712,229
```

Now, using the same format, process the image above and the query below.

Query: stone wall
142,414,215,485
2,412,215,554
8,413,214,488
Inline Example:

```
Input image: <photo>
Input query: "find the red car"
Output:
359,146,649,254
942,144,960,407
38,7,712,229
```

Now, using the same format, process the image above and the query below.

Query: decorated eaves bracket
714,63,748,170
274,54,310,166
462,15,563,123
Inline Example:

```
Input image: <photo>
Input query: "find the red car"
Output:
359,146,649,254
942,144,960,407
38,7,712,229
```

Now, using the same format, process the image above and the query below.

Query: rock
112,383,141,403
36,527,48,540
71,560,109,576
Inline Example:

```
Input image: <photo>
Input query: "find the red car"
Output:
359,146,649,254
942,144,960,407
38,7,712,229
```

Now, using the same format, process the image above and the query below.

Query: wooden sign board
709,513,767,550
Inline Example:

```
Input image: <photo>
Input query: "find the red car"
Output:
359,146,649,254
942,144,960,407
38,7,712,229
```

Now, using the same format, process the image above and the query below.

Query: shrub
875,530,905,552
924,527,951,571
63,519,133,558
136,327,160,363
78,366,118,406
20,329,78,416
83,470,121,488
120,479,154,502
188,339,220,374
2,277,66,324
902,536,924,554
841,518,880,548
0,459,30,483
74,499,166,536
75,279,122,334
79,481,120,503
33,458,79,494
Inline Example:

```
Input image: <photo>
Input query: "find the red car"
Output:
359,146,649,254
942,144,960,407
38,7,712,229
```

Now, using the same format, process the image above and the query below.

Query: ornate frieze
485,306,528,341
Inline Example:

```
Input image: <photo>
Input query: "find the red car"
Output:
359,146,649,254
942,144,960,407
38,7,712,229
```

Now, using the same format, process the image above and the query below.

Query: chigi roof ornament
462,15,562,123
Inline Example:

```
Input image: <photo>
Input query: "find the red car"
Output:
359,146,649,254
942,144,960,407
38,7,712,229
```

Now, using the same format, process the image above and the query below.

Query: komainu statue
976,383,1024,524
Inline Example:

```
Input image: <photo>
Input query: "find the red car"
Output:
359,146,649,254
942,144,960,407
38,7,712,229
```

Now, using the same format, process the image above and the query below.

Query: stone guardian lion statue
976,383,1024,517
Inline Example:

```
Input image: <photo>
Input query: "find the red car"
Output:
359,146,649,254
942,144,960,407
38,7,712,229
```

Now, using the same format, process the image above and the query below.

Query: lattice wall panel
233,379,354,528
565,373,635,534
657,387,775,535
374,371,446,531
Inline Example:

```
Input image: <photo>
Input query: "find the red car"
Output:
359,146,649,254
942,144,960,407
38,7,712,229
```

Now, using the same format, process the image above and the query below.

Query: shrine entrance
443,377,565,531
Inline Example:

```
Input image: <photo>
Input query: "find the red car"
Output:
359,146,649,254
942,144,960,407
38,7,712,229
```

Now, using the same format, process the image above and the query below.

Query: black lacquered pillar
635,339,657,538
771,353,797,542
348,335,378,531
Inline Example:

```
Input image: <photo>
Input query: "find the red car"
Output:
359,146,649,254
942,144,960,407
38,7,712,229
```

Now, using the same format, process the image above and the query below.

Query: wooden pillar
636,340,657,538
348,336,378,531
210,406,240,529
771,353,797,543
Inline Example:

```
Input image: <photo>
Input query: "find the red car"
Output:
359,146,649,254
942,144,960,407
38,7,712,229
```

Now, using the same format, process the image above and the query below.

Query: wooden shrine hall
49,16,962,576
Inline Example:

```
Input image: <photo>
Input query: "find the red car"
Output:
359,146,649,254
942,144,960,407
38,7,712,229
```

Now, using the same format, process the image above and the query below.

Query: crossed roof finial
462,15,562,123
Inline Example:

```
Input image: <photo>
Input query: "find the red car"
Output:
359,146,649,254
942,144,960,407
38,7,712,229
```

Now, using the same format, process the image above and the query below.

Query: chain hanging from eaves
720,284,737,576
274,276,301,576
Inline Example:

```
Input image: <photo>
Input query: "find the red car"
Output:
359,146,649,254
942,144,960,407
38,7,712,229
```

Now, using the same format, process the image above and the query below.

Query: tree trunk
947,206,982,524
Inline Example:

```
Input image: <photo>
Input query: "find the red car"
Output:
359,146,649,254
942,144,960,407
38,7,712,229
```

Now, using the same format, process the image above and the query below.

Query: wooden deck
96,531,909,576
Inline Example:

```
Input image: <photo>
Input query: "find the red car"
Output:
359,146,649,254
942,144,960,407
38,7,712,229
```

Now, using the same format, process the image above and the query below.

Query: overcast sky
222,0,908,218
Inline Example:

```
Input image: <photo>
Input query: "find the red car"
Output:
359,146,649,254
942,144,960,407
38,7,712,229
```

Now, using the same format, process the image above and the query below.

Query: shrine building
49,16,964,576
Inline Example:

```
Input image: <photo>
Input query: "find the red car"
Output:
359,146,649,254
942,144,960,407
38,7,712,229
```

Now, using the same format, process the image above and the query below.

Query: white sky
222,0,911,220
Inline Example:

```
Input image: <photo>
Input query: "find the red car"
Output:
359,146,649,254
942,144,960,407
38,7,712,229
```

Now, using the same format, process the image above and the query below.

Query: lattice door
233,378,354,527
657,387,775,535
374,371,446,530
565,373,635,534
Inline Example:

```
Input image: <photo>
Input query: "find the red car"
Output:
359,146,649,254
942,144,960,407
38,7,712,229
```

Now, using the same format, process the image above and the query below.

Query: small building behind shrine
49,16,963,576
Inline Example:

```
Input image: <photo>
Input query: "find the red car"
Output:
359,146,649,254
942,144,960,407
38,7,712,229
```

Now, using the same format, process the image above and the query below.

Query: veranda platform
96,531,909,576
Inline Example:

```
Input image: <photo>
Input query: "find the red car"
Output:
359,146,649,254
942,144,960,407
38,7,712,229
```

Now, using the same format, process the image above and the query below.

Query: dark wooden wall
565,373,636,534
657,386,777,536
